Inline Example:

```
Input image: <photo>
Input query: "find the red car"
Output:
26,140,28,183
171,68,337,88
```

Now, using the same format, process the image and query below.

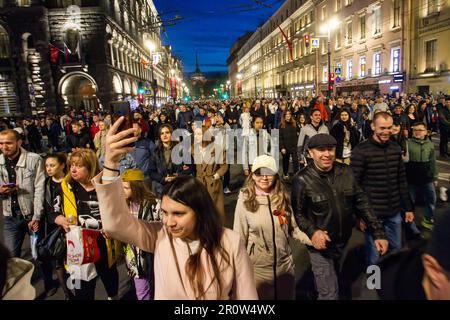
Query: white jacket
0,147,45,220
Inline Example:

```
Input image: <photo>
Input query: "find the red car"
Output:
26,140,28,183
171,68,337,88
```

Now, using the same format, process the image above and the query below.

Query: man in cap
292,133,388,300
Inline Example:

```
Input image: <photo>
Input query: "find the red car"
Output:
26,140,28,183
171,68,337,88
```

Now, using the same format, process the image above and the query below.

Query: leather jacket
291,162,385,250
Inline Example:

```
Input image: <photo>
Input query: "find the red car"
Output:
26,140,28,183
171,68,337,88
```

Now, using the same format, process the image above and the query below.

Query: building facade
231,0,449,98
0,0,183,116
409,0,450,95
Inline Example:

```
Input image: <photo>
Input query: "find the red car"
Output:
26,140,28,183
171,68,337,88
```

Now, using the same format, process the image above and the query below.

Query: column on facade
108,40,115,67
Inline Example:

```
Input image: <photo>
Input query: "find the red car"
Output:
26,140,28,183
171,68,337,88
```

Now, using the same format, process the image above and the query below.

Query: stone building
0,0,183,116
231,0,449,98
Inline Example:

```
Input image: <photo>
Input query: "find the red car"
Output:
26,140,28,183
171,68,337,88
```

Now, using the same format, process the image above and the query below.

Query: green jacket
405,137,437,184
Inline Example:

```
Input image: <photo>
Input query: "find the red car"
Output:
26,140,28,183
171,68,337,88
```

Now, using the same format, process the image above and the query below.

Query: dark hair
162,175,229,299
157,124,174,151
127,180,157,205
45,152,68,175
0,242,10,298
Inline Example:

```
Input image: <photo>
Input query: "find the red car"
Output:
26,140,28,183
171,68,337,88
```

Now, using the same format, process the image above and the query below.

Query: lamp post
226,80,231,98
251,65,258,99
145,40,157,108
320,18,340,98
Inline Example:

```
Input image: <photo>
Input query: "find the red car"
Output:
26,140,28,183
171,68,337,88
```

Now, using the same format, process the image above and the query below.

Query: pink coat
93,174,258,300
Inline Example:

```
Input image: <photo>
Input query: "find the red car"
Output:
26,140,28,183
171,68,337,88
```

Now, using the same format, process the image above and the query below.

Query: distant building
227,32,253,98
0,0,183,116
231,0,450,98
190,52,207,99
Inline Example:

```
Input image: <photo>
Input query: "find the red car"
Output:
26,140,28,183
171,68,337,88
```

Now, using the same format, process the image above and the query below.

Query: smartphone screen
110,101,135,148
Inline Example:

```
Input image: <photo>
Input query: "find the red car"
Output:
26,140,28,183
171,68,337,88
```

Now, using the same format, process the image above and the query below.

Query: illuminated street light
320,17,341,97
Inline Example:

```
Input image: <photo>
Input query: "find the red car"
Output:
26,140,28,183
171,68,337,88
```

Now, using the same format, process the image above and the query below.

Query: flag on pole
278,26,293,62
140,56,149,69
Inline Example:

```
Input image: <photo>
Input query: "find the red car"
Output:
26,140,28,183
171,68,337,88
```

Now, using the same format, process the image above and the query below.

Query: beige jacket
93,174,258,300
194,145,228,220
2,258,36,300
233,191,311,299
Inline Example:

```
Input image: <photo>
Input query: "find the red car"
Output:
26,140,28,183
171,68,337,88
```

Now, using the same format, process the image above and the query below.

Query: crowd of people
1,92,450,300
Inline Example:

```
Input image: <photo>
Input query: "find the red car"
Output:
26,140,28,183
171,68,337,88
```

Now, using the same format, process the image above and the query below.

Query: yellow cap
122,169,144,182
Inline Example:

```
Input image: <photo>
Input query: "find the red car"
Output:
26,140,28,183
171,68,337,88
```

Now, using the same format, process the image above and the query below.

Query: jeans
308,243,349,300
408,183,436,221
3,215,30,258
365,213,402,266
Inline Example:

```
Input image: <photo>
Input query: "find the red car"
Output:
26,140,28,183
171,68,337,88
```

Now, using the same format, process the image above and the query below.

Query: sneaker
223,187,231,194
439,187,448,202
421,218,434,230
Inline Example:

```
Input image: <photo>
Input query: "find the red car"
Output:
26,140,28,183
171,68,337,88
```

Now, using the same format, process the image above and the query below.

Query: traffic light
304,34,310,47
137,94,144,103
329,72,335,84
328,84,334,91
138,81,145,95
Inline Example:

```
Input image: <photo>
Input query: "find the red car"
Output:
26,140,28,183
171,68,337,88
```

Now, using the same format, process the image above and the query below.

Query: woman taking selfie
233,155,311,300
94,117,258,300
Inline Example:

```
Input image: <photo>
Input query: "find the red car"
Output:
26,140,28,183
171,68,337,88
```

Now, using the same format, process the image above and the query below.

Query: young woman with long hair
122,169,158,300
330,109,360,164
280,110,300,179
93,118,258,299
233,155,311,299
41,153,71,299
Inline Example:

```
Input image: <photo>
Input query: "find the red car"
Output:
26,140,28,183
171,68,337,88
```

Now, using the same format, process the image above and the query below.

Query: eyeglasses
253,173,275,178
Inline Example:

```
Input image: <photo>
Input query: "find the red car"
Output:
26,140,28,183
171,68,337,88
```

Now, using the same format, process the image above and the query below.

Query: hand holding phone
110,101,135,148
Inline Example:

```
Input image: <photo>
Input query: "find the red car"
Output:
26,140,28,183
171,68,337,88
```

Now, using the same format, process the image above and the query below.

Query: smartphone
110,101,135,148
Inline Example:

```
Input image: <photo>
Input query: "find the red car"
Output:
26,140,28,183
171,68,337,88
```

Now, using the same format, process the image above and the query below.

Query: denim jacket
0,147,45,220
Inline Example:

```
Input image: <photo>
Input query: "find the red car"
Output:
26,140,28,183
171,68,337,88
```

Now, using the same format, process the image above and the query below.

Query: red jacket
90,123,100,139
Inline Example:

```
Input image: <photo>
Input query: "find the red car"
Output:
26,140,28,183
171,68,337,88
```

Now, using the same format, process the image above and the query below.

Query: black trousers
282,147,299,176
439,126,449,155
72,236,119,300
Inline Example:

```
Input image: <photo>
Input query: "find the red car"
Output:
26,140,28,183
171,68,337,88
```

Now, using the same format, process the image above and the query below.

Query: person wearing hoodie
405,122,437,231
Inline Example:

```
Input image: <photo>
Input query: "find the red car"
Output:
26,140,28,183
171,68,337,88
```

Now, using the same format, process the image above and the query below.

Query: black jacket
330,122,360,159
350,137,413,218
280,123,299,151
292,163,385,252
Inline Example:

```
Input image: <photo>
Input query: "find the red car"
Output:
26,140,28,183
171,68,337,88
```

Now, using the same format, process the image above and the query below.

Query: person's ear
370,121,376,132
17,139,22,148
422,254,447,289
308,149,314,158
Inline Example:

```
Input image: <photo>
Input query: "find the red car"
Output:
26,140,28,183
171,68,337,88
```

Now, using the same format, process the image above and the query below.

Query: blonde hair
241,174,290,213
67,148,100,183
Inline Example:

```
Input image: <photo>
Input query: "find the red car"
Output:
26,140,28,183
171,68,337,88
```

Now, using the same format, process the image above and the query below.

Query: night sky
153,0,284,74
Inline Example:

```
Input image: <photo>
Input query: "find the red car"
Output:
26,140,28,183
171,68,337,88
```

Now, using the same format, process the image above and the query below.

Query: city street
25,135,450,300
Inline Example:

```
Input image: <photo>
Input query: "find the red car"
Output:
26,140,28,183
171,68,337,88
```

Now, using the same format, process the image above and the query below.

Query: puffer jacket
0,147,45,220
292,162,385,251
405,137,437,185
350,137,413,218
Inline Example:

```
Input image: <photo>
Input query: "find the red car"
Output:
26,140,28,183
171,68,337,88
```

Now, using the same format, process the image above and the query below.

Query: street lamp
320,18,340,98
251,65,258,99
145,39,157,108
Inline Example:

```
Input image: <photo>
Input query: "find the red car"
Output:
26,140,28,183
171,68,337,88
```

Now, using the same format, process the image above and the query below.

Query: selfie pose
94,117,258,300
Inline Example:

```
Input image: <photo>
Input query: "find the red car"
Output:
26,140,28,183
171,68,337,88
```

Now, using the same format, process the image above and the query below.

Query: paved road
25,135,450,300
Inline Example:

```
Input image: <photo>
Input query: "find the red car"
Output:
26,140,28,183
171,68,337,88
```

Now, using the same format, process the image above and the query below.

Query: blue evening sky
153,0,283,74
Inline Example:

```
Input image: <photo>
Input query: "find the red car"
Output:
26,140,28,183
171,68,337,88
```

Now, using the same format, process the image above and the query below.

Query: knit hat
122,169,144,182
